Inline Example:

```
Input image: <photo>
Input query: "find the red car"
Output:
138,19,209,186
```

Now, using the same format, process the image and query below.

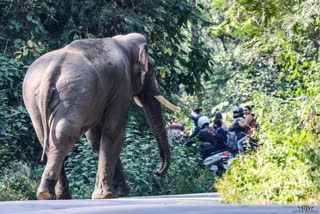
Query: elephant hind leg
55,165,72,199
37,118,79,200
85,126,102,153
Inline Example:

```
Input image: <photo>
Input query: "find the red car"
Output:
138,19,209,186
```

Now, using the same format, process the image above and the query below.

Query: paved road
0,193,319,214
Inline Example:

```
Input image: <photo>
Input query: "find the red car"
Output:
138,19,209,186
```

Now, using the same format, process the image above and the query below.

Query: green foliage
0,54,43,201
0,162,41,201
122,119,213,196
215,92,320,204
64,118,213,199
65,138,98,199
1,0,318,203
1,0,214,95
0,0,54,54
0,0,215,201
205,0,320,107
183,0,320,204
0,54,41,169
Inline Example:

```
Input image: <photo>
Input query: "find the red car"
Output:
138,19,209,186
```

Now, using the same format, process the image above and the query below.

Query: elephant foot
56,191,72,200
114,184,130,197
37,189,56,200
55,183,72,199
37,178,56,200
92,189,118,199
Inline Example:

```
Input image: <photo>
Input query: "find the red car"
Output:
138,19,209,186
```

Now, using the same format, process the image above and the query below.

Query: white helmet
197,116,210,129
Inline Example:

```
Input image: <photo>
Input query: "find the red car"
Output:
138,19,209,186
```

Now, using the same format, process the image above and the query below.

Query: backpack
226,132,238,152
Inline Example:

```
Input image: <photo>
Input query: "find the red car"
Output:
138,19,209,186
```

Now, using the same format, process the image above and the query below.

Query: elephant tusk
154,95,181,112
134,96,143,107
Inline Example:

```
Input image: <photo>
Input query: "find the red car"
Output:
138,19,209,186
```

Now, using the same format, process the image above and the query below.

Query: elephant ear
138,43,148,84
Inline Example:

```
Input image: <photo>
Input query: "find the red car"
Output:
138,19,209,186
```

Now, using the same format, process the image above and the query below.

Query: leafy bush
65,117,213,199
215,92,320,204
0,162,41,201
65,138,98,199
122,121,213,196
0,54,41,169
206,0,320,204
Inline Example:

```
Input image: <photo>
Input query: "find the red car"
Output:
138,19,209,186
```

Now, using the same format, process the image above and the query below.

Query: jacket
228,117,246,139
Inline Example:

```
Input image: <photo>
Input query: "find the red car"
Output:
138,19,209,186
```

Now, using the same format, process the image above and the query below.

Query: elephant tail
39,62,61,162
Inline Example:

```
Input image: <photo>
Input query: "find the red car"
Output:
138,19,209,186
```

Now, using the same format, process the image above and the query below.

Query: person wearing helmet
228,107,246,137
197,116,212,142
232,107,245,119
197,116,228,159
184,114,206,147
197,116,210,129
228,107,246,152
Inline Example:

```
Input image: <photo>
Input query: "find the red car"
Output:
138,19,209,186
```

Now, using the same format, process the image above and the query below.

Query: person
189,106,202,138
238,106,256,136
166,118,186,137
228,107,246,153
183,107,202,146
197,116,227,160
228,107,246,139
211,119,228,150
210,112,228,131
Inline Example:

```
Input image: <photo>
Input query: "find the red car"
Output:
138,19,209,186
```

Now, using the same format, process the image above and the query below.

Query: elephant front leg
92,133,124,199
113,158,130,197
88,129,129,197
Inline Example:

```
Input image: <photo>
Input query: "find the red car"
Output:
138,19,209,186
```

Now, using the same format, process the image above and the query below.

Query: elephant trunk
139,94,170,176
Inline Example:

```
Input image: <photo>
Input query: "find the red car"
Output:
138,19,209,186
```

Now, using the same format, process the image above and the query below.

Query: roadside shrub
122,124,213,196
0,162,40,201
215,92,320,204
0,54,41,169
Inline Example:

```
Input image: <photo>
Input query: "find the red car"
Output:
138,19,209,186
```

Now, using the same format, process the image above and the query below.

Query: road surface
0,193,318,214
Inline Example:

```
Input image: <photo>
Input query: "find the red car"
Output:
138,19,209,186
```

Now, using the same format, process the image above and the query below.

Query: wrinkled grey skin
22,33,170,200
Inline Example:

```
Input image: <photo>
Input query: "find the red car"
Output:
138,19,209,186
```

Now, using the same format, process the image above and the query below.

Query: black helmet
233,107,244,118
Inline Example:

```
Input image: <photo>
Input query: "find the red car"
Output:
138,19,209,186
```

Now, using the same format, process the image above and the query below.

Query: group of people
184,106,258,159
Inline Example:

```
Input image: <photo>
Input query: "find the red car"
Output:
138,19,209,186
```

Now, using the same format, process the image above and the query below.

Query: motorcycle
202,149,233,177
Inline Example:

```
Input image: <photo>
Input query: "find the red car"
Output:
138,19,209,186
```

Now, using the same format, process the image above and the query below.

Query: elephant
22,33,180,200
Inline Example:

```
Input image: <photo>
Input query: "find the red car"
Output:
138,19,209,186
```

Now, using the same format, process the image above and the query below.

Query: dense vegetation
0,0,319,204
208,0,320,204
0,0,214,200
